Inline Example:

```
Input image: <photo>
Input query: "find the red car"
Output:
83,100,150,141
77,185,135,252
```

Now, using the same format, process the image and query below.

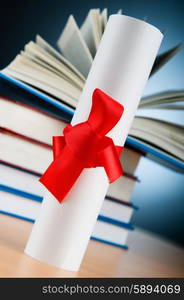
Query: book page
36,35,85,82
139,90,184,108
80,9,102,57
21,50,71,83
136,108,184,126
129,127,184,160
5,55,81,107
4,68,78,107
94,9,103,44
130,117,184,160
150,44,183,76
24,41,84,89
101,8,108,33
57,15,93,77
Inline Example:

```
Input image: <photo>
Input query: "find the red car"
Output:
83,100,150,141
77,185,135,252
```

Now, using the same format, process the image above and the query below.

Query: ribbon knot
40,88,124,203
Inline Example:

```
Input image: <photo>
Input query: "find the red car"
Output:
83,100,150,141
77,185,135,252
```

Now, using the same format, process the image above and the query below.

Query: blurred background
0,0,183,245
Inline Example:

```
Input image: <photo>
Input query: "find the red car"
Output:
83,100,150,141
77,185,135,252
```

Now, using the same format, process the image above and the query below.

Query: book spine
0,184,42,203
0,73,74,116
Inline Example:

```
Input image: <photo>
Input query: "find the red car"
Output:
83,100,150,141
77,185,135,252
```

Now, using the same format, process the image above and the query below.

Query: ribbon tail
115,145,124,156
98,143,123,183
40,145,84,203
53,136,66,159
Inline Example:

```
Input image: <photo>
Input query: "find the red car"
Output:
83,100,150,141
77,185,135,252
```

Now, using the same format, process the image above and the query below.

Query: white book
0,156,139,203
0,164,44,197
0,131,52,174
0,97,66,145
0,190,133,249
0,181,135,225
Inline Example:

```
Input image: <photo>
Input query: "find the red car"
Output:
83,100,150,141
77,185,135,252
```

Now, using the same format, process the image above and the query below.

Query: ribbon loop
97,138,124,182
40,88,124,203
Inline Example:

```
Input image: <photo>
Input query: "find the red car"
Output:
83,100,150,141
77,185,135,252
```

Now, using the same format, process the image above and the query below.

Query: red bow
40,89,124,203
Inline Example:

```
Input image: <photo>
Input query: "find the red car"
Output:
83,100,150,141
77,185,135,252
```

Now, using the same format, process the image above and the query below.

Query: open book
1,8,184,168
1,8,183,108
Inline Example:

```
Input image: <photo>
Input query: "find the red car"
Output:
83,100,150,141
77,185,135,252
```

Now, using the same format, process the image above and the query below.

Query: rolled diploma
25,15,163,271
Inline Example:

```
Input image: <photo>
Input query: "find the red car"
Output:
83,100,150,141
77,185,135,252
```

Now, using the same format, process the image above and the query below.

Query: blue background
0,0,184,245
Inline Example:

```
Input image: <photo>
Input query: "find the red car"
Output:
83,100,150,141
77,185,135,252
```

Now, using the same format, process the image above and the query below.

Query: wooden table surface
0,214,183,277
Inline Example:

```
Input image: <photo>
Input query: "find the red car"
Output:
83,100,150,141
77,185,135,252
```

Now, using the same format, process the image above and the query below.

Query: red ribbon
40,88,124,203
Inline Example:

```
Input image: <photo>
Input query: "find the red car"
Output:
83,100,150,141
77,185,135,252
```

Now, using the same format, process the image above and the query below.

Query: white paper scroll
25,15,163,271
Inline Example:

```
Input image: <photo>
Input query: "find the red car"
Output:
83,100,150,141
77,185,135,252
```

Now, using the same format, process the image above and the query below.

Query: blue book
1,72,183,172
0,184,136,250
0,182,138,224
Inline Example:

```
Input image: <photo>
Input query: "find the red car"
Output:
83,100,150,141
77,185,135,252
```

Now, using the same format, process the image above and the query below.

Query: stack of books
0,9,184,250
0,97,141,249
